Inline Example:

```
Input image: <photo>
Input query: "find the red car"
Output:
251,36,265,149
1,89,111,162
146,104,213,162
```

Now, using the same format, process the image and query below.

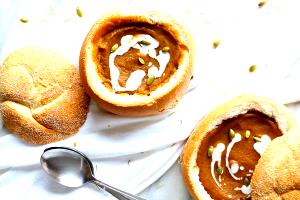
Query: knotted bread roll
0,47,89,144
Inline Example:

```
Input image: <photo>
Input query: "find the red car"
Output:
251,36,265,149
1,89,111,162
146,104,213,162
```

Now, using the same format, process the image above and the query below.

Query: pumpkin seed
253,136,262,142
217,166,224,175
245,130,251,138
207,146,214,157
138,57,145,65
146,76,155,85
244,177,250,186
110,44,119,53
213,40,220,48
76,6,83,17
229,129,235,139
162,46,170,53
139,40,151,45
249,65,257,73
258,1,266,8
20,18,28,23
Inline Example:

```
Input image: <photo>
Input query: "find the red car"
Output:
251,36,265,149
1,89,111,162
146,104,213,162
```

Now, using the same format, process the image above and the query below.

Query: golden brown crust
251,129,300,200
79,11,194,116
0,47,89,144
180,95,297,200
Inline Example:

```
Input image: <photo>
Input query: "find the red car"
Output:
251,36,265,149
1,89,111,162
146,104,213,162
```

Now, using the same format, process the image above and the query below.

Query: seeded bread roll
0,47,89,144
80,11,193,116
180,95,297,200
251,129,300,200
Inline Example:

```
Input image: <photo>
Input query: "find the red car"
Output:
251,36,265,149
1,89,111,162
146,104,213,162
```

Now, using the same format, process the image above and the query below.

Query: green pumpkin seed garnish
207,146,214,157
138,57,145,65
249,65,257,73
139,40,151,46
253,136,262,142
245,130,251,139
213,40,221,48
146,76,155,85
20,18,28,23
229,129,235,139
244,177,250,186
217,166,224,175
162,46,170,53
76,6,83,17
110,44,119,53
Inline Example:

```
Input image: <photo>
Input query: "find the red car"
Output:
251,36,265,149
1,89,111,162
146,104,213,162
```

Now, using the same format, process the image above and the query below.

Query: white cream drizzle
211,143,225,187
253,135,271,156
234,185,251,195
108,34,170,92
125,70,146,91
225,133,242,180
230,162,239,174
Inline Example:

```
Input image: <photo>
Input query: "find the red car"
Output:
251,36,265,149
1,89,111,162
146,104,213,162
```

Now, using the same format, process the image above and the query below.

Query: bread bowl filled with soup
80,11,193,116
181,95,297,200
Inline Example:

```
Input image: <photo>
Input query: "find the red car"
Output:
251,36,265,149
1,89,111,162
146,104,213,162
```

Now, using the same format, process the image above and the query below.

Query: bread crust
0,47,89,144
180,95,297,200
79,11,194,116
251,129,300,200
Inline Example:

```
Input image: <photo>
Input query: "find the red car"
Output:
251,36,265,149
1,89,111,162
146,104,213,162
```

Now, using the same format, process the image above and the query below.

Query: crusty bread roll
181,95,297,200
0,47,89,144
251,129,300,200
80,11,193,116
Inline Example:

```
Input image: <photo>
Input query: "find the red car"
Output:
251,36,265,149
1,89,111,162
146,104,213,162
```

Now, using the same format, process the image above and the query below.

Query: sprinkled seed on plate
20,18,28,23
253,136,262,142
146,76,155,85
229,129,235,139
245,130,251,138
213,40,221,48
76,6,83,17
110,44,119,53
162,46,170,52
244,177,250,186
138,57,145,65
249,65,257,73
208,146,214,157
258,1,266,8
139,40,151,45
217,166,224,175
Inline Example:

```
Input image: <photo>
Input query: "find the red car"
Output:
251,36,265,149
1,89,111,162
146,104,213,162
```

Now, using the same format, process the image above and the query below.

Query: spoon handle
92,179,146,200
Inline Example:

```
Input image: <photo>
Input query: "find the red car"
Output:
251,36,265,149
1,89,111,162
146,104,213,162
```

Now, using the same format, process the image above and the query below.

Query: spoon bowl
41,147,145,200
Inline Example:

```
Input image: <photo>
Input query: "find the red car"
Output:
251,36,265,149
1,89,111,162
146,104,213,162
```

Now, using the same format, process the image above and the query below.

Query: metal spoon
40,147,146,200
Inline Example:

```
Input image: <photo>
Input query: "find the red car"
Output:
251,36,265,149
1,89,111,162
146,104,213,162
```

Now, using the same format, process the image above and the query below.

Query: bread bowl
79,11,193,116
181,95,297,199
0,47,89,144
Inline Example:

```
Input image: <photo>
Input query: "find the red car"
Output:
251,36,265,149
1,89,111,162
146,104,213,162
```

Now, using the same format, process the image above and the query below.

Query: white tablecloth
1,0,300,199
